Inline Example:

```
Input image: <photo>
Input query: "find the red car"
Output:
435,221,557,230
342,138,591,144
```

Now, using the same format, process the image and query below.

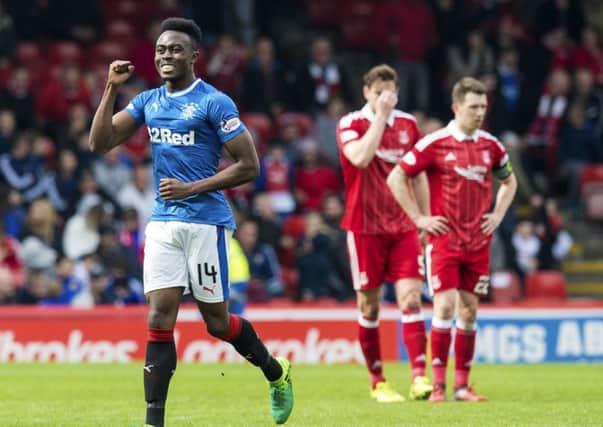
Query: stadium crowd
0,0,601,307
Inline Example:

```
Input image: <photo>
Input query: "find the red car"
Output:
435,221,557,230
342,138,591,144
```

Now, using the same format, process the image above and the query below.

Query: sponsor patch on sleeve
220,117,241,133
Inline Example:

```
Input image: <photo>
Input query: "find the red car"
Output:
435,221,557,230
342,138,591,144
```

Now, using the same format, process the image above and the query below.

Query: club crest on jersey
482,150,491,165
221,117,241,133
399,130,409,144
181,103,198,120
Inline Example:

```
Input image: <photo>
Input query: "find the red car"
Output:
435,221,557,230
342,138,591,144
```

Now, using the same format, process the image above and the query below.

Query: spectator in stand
0,266,15,303
535,0,585,43
117,163,154,228
256,144,296,217
523,68,571,194
0,0,16,63
54,149,81,217
206,33,248,101
570,68,603,135
315,96,348,166
530,196,573,270
374,0,436,111
41,0,103,44
0,67,36,131
92,146,132,201
250,191,282,250
293,137,341,212
0,220,24,290
237,219,284,300
572,27,603,84
37,64,91,138
0,131,39,194
489,47,522,136
511,220,540,279
41,255,87,305
14,267,54,304
0,109,17,152
130,18,163,87
56,103,91,148
296,211,346,301
119,207,144,264
95,223,141,281
68,168,120,221
241,36,287,117
446,29,495,92
558,103,601,205
19,198,60,272
295,36,353,115
320,193,352,296
62,196,103,260
2,187,26,238
100,260,144,305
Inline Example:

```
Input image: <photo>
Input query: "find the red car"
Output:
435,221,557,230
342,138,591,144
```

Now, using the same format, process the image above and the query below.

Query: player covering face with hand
387,77,517,402
88,18,293,426
337,64,433,402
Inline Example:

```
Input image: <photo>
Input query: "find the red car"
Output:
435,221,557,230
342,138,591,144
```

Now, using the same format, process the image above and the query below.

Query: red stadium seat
105,19,136,44
307,0,346,26
584,184,603,221
525,270,567,300
16,42,44,68
489,270,522,304
580,164,603,195
88,41,130,68
0,63,12,88
241,112,273,155
281,267,299,298
47,41,83,66
277,112,314,137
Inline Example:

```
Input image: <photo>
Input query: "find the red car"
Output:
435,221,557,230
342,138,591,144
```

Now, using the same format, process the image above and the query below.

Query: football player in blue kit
89,18,293,427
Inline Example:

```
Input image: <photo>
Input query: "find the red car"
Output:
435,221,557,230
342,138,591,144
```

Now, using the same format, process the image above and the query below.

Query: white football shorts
143,221,233,303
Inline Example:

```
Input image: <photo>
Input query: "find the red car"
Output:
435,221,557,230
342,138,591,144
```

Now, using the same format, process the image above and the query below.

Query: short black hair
159,17,202,47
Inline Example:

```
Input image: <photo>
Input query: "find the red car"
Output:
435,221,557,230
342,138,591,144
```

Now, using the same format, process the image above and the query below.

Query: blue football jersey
124,78,247,229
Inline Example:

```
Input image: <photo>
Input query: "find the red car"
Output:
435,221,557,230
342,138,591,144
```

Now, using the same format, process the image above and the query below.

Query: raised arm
342,91,396,168
89,61,140,154
159,130,259,200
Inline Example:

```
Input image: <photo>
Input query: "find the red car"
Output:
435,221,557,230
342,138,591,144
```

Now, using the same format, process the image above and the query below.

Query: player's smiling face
453,92,488,134
155,31,198,85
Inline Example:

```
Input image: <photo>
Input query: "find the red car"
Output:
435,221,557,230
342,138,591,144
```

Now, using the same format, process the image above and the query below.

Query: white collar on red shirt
361,104,396,127
447,120,479,142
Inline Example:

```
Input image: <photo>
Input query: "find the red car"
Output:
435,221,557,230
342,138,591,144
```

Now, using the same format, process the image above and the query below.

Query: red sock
221,314,243,342
454,325,476,389
401,310,427,379
147,328,174,342
358,316,384,388
430,322,452,387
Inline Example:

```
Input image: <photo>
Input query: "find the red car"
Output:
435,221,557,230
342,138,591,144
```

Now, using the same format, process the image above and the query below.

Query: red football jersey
337,105,420,234
399,120,509,251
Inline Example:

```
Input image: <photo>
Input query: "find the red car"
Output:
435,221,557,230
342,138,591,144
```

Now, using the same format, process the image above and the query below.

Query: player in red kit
337,64,433,402
387,77,517,402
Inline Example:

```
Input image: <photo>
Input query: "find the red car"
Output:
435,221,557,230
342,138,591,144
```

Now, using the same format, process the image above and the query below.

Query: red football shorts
424,242,490,296
346,229,423,290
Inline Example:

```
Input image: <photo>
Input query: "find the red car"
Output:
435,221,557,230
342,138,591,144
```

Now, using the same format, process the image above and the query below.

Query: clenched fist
107,60,135,85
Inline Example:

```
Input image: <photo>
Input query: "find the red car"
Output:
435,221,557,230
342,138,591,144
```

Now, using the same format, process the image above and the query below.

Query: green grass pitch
0,362,601,426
